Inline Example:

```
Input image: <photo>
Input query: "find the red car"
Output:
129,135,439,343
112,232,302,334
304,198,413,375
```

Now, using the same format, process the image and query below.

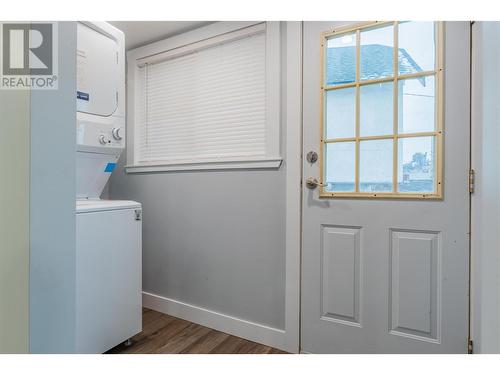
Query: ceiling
108,21,214,50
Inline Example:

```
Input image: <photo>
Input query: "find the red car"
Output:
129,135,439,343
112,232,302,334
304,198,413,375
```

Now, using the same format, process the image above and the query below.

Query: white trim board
126,158,282,174
142,292,287,352
470,21,500,354
283,21,302,354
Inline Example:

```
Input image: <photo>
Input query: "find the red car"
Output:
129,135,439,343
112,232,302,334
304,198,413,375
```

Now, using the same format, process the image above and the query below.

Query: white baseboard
142,291,287,352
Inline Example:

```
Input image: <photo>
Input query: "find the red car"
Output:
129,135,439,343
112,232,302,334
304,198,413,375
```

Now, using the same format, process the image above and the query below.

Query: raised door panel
321,226,362,326
390,229,440,342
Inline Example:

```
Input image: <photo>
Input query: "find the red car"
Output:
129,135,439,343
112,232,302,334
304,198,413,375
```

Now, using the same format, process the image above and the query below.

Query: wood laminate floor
107,308,288,354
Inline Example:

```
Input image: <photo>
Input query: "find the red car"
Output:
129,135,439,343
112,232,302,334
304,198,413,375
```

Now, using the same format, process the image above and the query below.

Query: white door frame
470,21,500,354
283,21,303,354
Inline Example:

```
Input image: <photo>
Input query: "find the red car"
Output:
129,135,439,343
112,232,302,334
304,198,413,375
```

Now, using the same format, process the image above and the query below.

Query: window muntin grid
319,21,443,199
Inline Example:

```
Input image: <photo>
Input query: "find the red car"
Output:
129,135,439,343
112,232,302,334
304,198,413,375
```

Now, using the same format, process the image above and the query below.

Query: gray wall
109,23,288,330
0,79,30,353
29,22,77,353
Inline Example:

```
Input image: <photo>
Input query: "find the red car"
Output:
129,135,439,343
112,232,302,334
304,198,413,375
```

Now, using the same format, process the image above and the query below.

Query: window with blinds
133,25,275,168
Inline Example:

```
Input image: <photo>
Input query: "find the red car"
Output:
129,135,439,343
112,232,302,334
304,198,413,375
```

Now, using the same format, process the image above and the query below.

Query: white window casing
126,22,281,173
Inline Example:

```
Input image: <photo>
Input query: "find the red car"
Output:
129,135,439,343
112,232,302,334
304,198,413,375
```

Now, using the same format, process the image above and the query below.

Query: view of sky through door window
322,21,441,197
360,24,394,81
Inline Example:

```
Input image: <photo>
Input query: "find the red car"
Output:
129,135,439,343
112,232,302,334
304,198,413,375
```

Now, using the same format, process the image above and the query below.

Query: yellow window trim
319,21,444,199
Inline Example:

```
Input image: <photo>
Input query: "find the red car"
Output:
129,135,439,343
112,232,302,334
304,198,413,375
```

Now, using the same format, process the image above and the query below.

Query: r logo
2,23,53,75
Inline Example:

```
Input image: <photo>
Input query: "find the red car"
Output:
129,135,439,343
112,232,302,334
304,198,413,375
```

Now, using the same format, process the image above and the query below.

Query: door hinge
468,338,473,354
469,169,475,194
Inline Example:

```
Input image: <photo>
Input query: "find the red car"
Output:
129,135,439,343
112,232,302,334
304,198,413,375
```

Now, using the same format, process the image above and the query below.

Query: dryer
75,21,142,354
76,21,125,199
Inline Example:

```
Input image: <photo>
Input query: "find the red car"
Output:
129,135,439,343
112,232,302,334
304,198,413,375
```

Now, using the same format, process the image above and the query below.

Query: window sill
125,158,283,173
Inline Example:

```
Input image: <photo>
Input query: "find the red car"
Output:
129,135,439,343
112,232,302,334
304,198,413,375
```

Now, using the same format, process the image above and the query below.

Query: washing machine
75,21,142,353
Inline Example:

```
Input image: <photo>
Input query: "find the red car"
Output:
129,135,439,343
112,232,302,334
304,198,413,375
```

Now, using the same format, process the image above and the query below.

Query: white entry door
301,21,470,353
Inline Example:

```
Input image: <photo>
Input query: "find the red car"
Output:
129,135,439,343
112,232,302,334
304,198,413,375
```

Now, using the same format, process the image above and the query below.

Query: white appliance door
301,21,470,353
76,207,142,353
77,22,119,117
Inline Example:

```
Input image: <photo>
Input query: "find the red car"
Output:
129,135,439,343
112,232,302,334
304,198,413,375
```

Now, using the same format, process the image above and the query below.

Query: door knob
306,177,320,189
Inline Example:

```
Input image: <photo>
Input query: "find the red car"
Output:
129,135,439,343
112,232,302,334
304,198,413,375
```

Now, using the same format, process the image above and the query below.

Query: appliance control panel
77,112,125,152
98,128,122,145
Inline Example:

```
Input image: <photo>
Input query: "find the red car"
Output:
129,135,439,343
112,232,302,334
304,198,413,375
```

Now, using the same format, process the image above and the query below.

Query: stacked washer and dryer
75,21,142,353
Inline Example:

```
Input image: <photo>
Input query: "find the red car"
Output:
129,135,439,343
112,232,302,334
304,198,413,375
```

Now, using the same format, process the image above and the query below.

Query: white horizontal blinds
136,30,267,165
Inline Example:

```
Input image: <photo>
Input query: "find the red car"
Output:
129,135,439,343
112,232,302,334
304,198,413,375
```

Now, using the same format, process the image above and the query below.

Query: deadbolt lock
306,151,318,163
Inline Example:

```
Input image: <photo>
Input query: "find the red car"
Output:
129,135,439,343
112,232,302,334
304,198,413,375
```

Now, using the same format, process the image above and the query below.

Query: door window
321,21,442,198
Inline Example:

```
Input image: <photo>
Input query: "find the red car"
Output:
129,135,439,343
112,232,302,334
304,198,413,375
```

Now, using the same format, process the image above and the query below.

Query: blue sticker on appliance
104,163,116,173
77,91,89,101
